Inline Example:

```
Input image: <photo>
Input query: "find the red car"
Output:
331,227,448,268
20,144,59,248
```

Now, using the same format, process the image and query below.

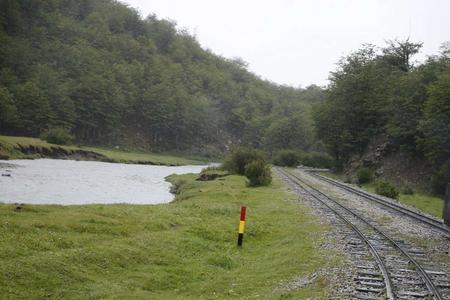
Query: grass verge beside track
320,171,444,219
0,172,333,299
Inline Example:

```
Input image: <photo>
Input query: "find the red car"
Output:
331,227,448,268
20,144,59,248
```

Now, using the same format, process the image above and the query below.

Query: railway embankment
277,167,450,299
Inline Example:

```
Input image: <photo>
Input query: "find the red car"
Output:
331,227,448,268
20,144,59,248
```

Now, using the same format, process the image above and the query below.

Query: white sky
120,0,450,87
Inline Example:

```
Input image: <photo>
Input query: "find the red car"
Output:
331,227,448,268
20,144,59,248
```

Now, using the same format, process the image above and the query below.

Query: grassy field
0,135,203,166
320,171,444,219
0,172,335,299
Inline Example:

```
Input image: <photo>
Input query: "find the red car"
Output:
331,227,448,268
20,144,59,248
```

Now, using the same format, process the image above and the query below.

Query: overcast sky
120,0,450,87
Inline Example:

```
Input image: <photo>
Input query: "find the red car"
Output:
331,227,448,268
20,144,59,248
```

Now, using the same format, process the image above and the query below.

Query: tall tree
382,38,423,72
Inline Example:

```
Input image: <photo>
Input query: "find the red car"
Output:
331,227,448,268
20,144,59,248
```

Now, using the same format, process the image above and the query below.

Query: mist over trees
0,0,320,156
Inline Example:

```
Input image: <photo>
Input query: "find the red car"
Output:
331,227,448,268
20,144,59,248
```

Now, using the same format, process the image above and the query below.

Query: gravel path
276,168,356,299
293,169,450,276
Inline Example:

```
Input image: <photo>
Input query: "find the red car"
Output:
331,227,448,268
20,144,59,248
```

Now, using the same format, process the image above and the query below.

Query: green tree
386,72,426,148
418,73,450,167
0,0,322,155
0,86,17,130
382,38,423,72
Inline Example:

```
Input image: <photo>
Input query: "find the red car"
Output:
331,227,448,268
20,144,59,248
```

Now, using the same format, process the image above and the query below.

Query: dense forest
314,40,450,194
0,0,448,193
0,0,322,156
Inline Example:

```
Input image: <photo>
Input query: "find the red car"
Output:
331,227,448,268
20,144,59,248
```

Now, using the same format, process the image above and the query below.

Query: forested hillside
314,40,450,194
0,0,322,155
0,1,448,194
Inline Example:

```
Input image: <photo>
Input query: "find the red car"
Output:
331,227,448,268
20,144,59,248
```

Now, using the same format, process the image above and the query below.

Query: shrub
357,168,372,184
170,179,187,194
244,159,272,186
344,176,353,184
401,186,414,195
40,127,74,145
222,147,267,175
430,163,448,196
375,180,399,199
197,166,227,181
201,165,221,173
273,150,300,167
299,151,333,168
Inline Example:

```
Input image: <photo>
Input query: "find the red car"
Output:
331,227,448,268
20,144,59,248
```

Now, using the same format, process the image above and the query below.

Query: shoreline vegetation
0,170,334,299
0,135,205,166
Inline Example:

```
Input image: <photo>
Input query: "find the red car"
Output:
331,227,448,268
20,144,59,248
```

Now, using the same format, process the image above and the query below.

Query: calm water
0,159,207,205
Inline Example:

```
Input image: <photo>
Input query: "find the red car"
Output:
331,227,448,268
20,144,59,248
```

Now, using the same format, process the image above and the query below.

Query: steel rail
277,167,394,299
308,171,450,236
278,167,443,300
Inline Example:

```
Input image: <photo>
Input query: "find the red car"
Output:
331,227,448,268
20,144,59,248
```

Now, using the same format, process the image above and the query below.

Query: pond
0,159,207,205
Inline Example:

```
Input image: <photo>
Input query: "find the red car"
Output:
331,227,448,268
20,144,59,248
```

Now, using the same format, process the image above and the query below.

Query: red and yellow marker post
237,206,246,246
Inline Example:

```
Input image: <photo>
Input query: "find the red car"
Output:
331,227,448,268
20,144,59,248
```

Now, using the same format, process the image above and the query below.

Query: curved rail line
277,167,443,300
307,171,450,236
276,168,394,299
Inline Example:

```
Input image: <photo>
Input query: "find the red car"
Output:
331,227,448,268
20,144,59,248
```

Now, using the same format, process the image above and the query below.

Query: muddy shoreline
1,144,180,166
15,144,110,161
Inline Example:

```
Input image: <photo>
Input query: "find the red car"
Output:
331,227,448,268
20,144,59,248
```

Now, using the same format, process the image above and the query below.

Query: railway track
276,167,450,300
307,171,450,237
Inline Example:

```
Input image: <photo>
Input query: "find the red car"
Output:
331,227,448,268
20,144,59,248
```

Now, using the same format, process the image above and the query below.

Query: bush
244,159,272,186
222,147,267,175
401,186,414,195
222,147,271,186
430,163,448,196
357,168,372,184
273,150,300,167
375,180,399,199
344,176,353,184
299,151,333,168
201,165,221,173
40,127,74,145
170,179,187,194
197,166,227,181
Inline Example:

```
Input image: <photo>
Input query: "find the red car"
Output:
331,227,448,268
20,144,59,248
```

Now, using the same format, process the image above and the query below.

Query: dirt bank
1,143,111,162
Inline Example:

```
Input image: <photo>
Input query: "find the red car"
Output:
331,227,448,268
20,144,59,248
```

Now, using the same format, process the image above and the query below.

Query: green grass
358,183,444,218
318,171,345,181
79,146,203,165
0,135,74,158
0,173,335,299
397,193,444,218
320,172,444,219
0,135,203,166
